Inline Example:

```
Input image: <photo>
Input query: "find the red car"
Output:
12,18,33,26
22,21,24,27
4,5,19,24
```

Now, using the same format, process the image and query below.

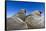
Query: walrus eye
39,11,42,14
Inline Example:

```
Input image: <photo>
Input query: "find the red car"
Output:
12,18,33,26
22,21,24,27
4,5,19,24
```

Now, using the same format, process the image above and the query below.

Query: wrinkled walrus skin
7,16,28,30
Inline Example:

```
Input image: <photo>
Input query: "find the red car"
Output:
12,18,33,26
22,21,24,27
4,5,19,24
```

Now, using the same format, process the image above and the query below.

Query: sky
6,1,45,17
